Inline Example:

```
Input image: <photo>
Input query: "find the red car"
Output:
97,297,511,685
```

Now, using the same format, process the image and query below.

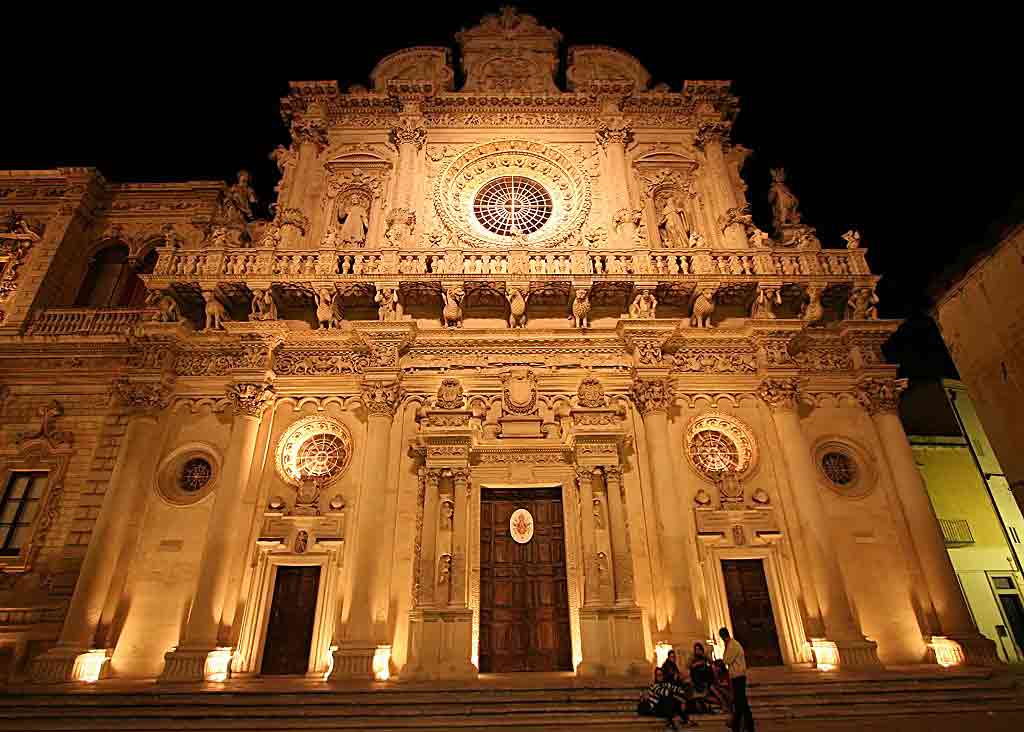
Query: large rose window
433,139,591,248
684,413,757,481
276,416,353,487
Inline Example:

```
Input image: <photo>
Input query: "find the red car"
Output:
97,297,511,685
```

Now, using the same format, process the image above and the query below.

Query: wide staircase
0,667,1021,731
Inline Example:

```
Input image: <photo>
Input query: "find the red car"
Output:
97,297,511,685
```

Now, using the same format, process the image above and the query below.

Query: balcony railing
26,307,154,337
148,245,872,283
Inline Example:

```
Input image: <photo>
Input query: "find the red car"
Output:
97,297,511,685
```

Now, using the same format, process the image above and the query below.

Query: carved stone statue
315,287,341,330
202,290,229,331
687,230,706,248
628,290,657,319
747,226,770,248
750,286,780,319
842,229,862,249
507,288,527,329
442,286,465,328
571,288,591,328
146,290,179,323
375,287,401,321
250,288,278,321
385,207,415,247
338,194,369,247
691,287,716,328
216,170,258,228
657,195,689,248
801,285,824,322
847,286,879,320
768,168,801,232
613,207,642,245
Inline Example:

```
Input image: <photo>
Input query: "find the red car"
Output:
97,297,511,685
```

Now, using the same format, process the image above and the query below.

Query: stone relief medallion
510,508,535,544
683,412,758,483
276,415,353,487
500,369,538,415
434,139,592,248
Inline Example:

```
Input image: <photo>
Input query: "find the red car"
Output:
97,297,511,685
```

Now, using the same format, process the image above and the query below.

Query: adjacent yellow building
904,380,1024,662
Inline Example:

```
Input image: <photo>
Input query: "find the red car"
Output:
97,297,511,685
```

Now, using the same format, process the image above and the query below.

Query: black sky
4,4,1019,382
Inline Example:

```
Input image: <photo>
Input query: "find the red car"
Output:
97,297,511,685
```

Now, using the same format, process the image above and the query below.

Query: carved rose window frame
0,440,72,575
275,415,354,488
812,436,876,499
155,442,222,507
683,412,758,483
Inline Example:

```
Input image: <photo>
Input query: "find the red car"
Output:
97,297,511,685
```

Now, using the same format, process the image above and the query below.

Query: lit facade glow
373,645,392,681
928,636,964,668
809,639,840,671
204,647,233,682
71,649,110,683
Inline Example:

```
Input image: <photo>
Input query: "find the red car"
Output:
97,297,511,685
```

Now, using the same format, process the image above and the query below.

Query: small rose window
180,458,213,493
821,451,857,486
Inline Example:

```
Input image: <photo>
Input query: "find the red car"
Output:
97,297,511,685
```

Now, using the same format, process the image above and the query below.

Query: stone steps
0,669,1020,731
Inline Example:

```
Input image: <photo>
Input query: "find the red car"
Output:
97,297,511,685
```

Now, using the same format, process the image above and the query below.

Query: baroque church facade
0,8,999,684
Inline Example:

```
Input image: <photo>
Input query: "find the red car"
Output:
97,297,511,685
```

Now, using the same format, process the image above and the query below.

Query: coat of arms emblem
500,369,538,415
435,377,465,409
510,508,534,544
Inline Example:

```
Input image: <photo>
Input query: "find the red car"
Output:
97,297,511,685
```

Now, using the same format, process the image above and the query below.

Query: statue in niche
338,193,369,247
691,287,716,328
294,530,309,554
768,168,802,232
658,195,689,248
202,290,229,331
250,288,277,321
440,499,454,530
750,287,780,319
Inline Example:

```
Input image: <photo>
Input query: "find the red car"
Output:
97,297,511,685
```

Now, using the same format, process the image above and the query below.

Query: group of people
639,627,755,731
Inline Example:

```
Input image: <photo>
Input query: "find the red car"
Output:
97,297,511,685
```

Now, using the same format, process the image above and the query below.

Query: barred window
0,472,47,555
180,458,213,493
473,176,553,237
821,452,857,486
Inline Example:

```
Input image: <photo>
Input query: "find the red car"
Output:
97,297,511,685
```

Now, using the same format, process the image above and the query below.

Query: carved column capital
225,382,276,418
855,377,907,416
451,467,471,495
603,465,623,486
360,379,403,418
757,377,802,413
631,377,672,416
389,124,427,150
290,119,329,154
113,378,173,416
693,121,731,151
596,121,633,148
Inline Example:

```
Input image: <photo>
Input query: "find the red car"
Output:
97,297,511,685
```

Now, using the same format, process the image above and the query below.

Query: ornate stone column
694,122,746,249
387,111,426,246
332,378,402,678
597,120,640,247
576,468,601,609
631,376,704,649
31,379,172,683
603,467,635,606
857,378,999,665
758,378,879,667
160,381,274,682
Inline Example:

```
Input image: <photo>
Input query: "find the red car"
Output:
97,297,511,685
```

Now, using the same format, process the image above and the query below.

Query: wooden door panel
722,559,783,667
479,488,572,673
261,565,321,676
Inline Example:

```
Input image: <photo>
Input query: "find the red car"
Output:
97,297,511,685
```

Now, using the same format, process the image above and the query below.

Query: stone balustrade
149,246,871,285
26,307,154,337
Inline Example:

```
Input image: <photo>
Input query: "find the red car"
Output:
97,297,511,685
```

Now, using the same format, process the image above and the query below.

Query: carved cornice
225,382,276,418
757,377,801,412
631,377,672,416
855,377,907,416
113,378,174,415
360,379,404,418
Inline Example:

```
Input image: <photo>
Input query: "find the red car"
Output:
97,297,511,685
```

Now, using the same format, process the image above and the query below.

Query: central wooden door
722,559,784,666
479,487,572,672
261,565,320,675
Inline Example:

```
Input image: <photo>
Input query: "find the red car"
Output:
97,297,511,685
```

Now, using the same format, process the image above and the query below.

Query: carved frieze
113,378,174,414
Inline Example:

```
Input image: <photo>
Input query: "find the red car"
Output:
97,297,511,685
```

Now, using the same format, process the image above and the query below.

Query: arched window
75,244,157,307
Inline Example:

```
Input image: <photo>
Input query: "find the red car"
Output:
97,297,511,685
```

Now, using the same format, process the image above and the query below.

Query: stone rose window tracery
297,433,347,482
813,438,875,498
821,451,857,486
180,458,213,493
276,416,353,487
473,176,553,236
683,413,757,482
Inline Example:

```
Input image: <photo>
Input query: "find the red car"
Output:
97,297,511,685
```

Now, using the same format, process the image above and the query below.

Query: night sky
3,4,1019,382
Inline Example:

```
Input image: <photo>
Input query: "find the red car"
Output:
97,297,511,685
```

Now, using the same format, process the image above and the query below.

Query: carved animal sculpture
147,291,179,323
571,288,591,328
691,289,715,328
507,289,527,329
203,291,229,331
442,288,464,328
315,288,341,330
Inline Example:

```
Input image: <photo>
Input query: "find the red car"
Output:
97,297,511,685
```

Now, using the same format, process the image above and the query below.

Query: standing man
719,627,755,732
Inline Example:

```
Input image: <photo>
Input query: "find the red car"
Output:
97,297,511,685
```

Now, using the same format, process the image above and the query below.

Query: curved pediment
370,46,454,94
566,46,651,92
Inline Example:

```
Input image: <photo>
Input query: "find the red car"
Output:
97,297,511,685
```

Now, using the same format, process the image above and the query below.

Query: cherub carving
628,291,657,319
250,288,278,321
375,287,401,321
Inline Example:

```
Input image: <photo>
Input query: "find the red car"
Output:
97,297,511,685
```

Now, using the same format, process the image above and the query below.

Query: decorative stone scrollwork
757,377,801,413
855,377,906,416
226,382,276,418
360,379,403,418
596,122,634,148
113,379,173,414
576,376,606,408
15,400,73,448
631,377,671,416
434,378,465,410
